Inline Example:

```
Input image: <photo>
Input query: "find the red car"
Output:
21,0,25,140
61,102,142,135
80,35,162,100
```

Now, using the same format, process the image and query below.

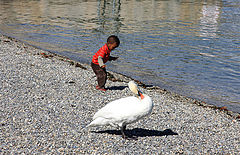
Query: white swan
86,81,153,139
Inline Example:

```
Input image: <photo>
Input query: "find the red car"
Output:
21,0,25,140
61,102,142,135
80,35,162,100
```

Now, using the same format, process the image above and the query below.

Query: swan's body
87,81,153,139
87,95,152,128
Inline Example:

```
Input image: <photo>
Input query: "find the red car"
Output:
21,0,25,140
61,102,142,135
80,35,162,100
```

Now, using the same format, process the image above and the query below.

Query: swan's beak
138,91,144,99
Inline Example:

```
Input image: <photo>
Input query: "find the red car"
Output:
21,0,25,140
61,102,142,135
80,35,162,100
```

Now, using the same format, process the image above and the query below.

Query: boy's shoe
96,86,107,91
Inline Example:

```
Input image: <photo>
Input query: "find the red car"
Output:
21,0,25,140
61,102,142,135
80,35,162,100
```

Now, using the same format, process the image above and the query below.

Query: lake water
0,0,239,113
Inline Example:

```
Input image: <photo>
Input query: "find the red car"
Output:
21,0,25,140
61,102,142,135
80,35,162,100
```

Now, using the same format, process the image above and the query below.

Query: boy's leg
91,62,107,88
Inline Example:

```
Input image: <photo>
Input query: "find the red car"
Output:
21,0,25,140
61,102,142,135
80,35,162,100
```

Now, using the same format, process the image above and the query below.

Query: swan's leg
121,125,138,140
121,125,127,139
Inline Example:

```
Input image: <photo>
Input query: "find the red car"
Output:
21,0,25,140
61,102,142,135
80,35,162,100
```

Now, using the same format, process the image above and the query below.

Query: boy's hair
107,35,120,46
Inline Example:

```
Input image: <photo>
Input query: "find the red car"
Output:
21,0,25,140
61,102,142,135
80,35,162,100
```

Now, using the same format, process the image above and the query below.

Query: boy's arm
98,56,106,68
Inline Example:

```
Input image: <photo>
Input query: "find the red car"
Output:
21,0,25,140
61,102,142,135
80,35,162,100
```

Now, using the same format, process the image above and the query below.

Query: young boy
91,35,120,91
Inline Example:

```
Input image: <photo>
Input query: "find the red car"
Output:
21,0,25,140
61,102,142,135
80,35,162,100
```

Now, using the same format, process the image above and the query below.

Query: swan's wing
93,96,140,120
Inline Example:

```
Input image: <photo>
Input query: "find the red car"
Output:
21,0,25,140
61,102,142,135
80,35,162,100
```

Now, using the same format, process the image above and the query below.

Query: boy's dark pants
91,62,107,88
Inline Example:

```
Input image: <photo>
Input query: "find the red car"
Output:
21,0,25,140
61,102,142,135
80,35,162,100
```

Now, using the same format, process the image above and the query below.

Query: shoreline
1,33,240,154
2,34,239,118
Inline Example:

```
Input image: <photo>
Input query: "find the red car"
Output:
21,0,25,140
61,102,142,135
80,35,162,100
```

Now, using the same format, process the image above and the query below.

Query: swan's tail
84,119,100,128
85,117,108,129
85,122,93,128
81,123,93,131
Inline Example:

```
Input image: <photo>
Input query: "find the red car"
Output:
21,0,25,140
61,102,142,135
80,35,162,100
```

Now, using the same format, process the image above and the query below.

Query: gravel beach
0,34,239,154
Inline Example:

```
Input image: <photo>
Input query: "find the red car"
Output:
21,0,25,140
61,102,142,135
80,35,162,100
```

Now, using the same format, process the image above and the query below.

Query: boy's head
107,35,120,50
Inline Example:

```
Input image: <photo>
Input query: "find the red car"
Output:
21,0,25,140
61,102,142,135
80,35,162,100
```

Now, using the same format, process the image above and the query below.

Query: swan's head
128,81,144,99
128,81,138,95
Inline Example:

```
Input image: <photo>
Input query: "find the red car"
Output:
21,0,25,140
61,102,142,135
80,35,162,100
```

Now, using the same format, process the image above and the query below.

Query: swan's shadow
91,128,178,138
107,84,157,91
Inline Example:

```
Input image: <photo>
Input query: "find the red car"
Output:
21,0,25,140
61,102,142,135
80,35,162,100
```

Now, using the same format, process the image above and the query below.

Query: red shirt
92,44,111,65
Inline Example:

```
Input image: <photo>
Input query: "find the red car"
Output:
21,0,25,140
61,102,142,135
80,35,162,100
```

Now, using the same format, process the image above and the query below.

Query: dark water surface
0,0,239,112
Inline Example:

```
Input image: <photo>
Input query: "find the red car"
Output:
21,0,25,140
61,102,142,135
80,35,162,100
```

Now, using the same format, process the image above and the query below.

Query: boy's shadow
108,86,127,90
91,128,178,138
107,84,158,91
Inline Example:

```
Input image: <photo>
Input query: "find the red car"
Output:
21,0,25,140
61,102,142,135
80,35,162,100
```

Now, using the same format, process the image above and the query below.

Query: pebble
0,34,240,154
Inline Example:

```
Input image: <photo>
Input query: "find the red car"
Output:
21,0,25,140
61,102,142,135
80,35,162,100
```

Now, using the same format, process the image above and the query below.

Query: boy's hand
101,65,106,68
112,57,118,61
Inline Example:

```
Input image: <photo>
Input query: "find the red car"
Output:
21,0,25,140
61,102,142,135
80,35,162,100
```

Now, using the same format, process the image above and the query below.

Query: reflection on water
0,0,240,112
200,2,220,38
